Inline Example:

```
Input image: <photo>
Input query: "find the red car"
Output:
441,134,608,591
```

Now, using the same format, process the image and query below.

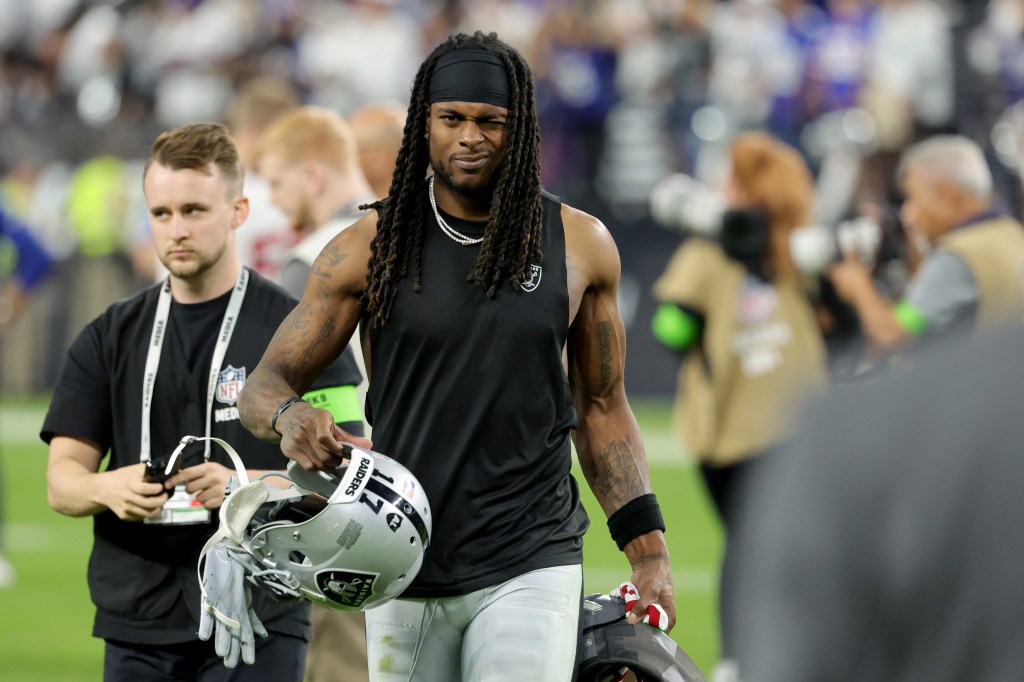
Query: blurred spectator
802,1,877,123
0,0,990,405
596,0,695,214
424,0,543,61
650,131,828,669
864,0,954,149
228,75,301,280
828,135,1024,355
296,0,422,114
59,154,149,352
347,100,407,201
659,0,714,179
0,202,51,587
729,322,1024,682
533,0,620,215
963,0,1024,216
0,202,53,335
0,170,55,591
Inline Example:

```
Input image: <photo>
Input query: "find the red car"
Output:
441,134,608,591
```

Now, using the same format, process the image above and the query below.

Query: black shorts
103,633,306,682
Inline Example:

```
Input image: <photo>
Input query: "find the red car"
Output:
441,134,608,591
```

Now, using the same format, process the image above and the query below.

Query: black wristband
271,396,305,435
607,493,666,551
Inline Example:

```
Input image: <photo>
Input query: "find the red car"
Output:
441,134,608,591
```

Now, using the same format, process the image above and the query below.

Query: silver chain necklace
428,175,484,246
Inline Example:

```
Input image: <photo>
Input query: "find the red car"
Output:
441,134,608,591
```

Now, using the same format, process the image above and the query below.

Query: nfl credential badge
520,264,542,292
215,365,246,405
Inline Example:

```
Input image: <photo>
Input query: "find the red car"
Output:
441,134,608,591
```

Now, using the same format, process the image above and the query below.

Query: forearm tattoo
589,438,646,506
629,549,670,566
300,315,337,364
289,301,313,333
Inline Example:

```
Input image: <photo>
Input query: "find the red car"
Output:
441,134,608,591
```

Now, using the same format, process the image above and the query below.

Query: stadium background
0,0,1017,679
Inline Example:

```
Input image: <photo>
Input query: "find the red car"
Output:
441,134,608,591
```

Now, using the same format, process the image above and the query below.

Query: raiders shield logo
215,365,246,405
520,264,542,292
316,569,378,609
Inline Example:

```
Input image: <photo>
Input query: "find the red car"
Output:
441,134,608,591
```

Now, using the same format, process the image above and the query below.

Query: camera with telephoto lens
788,216,882,275
649,173,727,237
649,172,882,275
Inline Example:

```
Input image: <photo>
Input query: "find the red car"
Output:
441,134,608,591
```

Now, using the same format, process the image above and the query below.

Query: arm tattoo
598,321,613,393
288,302,313,332
629,550,670,567
588,438,645,504
299,316,337,364
312,245,348,280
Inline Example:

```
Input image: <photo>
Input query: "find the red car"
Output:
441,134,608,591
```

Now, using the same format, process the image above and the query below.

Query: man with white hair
829,134,1024,352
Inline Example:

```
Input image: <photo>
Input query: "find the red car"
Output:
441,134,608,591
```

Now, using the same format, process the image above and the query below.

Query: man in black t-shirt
41,123,361,681
237,32,676,681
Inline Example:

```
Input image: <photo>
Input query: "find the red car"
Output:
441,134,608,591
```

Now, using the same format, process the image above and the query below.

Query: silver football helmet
185,435,432,614
245,445,432,611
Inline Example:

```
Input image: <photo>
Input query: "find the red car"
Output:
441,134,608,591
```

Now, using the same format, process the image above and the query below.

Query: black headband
428,49,511,109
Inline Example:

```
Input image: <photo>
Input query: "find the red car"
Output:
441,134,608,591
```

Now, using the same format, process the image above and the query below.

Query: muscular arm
564,207,676,629
47,436,168,520
237,216,375,469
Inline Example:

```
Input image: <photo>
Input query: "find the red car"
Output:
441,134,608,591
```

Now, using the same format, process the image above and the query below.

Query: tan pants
306,607,369,682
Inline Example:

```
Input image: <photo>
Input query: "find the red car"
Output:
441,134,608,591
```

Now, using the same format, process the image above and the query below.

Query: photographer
828,135,1024,354
650,131,828,663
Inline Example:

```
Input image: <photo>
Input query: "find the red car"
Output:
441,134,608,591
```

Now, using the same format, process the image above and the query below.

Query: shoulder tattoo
312,244,349,280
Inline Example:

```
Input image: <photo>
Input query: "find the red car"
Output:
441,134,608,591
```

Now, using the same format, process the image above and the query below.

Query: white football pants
365,564,583,682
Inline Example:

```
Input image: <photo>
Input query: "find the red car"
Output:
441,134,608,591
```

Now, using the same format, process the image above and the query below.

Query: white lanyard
140,269,249,462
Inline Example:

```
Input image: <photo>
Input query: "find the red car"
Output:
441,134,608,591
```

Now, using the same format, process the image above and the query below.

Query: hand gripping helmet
187,434,432,613
577,592,706,682
245,445,433,611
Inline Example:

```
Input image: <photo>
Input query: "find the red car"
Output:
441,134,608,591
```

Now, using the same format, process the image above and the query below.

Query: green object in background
66,155,127,258
0,238,15,278
302,385,363,425
894,300,929,336
652,303,702,351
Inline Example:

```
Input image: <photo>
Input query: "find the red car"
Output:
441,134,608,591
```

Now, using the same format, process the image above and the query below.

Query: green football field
0,395,723,681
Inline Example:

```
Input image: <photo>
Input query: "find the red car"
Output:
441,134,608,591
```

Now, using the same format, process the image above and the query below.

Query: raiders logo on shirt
520,264,542,292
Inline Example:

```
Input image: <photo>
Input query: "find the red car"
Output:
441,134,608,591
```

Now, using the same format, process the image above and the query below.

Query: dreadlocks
362,31,544,326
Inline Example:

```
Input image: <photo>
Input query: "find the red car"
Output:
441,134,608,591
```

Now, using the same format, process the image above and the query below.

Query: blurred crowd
1,0,1023,393
5,2,1024,678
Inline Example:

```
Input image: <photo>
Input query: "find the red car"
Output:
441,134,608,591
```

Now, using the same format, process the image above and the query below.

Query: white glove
199,542,268,667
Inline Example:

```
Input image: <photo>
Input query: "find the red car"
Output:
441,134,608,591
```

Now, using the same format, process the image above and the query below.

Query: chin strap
168,434,250,486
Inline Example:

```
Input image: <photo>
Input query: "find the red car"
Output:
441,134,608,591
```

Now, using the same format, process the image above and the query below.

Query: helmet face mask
240,446,432,611
577,593,706,682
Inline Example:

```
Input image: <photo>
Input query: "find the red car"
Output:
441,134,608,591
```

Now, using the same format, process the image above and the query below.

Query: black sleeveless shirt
367,191,589,597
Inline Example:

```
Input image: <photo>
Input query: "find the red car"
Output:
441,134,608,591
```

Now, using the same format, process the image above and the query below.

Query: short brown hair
144,122,245,196
730,131,813,235
256,106,359,172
